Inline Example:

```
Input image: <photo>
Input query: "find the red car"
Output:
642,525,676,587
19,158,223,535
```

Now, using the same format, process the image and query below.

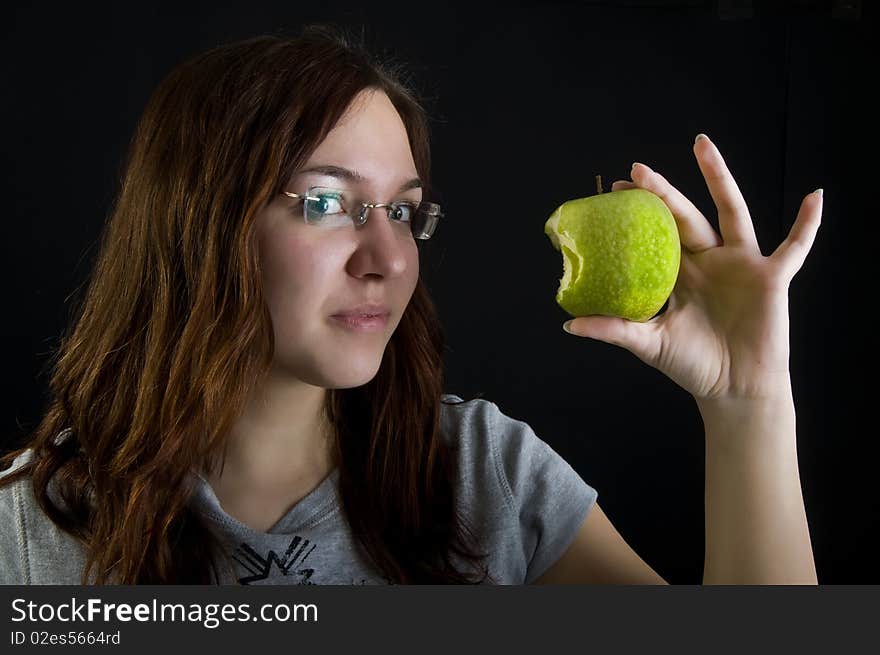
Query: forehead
303,89,416,177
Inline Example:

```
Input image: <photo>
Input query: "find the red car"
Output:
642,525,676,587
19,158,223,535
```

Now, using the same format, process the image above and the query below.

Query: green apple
544,185,681,322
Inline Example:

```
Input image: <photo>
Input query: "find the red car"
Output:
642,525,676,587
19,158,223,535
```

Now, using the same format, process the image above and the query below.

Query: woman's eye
302,191,348,225
311,194,344,215
390,203,415,222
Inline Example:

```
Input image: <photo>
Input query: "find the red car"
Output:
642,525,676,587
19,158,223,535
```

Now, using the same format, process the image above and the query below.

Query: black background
1,1,875,584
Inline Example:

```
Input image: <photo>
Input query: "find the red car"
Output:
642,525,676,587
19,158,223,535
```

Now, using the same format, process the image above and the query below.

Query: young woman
0,26,820,585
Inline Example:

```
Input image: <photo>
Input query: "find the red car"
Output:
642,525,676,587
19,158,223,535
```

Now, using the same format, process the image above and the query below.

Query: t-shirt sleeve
488,402,598,584
0,452,31,585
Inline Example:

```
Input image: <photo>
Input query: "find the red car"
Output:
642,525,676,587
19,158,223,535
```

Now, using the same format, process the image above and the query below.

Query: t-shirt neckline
189,467,341,536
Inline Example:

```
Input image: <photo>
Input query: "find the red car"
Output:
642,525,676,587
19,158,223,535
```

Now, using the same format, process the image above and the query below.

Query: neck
203,373,336,491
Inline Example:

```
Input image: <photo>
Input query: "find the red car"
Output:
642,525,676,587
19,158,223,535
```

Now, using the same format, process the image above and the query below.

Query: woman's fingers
565,314,663,368
629,163,722,253
692,134,760,252
769,190,824,281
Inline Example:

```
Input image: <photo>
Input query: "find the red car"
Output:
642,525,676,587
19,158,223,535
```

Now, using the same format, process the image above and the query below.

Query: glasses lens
412,202,442,240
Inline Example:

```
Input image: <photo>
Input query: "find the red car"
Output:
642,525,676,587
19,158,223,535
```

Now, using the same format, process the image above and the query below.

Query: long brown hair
0,26,491,584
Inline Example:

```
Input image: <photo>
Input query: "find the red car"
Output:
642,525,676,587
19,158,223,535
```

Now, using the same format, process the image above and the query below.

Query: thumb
564,316,661,365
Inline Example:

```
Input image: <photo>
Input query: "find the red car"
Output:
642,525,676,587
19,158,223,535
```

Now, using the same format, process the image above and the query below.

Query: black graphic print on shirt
231,535,396,585
233,536,317,585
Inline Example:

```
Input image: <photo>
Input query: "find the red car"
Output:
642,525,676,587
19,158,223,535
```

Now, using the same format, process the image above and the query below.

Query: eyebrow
297,164,422,194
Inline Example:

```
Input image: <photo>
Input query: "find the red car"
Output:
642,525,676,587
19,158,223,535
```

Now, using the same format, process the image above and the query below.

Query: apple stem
596,175,603,194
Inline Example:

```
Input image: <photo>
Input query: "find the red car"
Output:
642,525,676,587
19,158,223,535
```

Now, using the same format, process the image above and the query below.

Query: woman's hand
563,134,823,402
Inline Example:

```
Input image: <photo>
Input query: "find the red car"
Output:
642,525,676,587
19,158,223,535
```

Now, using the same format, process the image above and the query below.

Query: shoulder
439,393,499,446
440,394,599,583
441,394,536,484
0,449,36,584
440,393,593,506
0,448,87,585
0,447,36,511
439,392,534,456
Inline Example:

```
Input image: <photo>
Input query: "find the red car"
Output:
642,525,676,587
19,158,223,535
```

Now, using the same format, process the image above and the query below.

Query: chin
285,353,384,390
329,359,384,389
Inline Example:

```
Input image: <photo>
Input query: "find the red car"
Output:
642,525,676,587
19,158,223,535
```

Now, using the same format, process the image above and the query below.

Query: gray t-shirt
1,395,597,585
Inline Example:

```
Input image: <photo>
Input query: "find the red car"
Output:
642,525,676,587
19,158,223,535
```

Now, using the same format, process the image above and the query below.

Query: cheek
260,234,328,318
407,244,420,290
389,240,419,307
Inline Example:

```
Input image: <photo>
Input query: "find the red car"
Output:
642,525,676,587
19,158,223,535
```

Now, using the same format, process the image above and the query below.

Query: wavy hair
0,26,491,584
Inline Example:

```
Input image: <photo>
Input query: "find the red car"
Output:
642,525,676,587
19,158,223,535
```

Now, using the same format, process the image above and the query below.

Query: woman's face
256,89,422,389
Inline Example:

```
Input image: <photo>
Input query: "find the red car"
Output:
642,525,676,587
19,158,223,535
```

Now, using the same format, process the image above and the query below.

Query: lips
331,303,391,318
330,310,390,332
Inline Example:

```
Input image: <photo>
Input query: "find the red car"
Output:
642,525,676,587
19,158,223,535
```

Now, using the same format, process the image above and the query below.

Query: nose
348,204,410,277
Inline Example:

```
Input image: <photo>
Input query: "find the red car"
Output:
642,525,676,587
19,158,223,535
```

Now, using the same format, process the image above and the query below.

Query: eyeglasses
282,186,444,240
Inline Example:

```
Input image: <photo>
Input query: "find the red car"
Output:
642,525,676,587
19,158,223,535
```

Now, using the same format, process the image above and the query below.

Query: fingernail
563,320,574,334
695,133,709,144
814,188,824,197
632,162,649,172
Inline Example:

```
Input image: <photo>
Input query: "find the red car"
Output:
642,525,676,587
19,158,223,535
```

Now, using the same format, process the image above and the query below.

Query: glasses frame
282,187,444,240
